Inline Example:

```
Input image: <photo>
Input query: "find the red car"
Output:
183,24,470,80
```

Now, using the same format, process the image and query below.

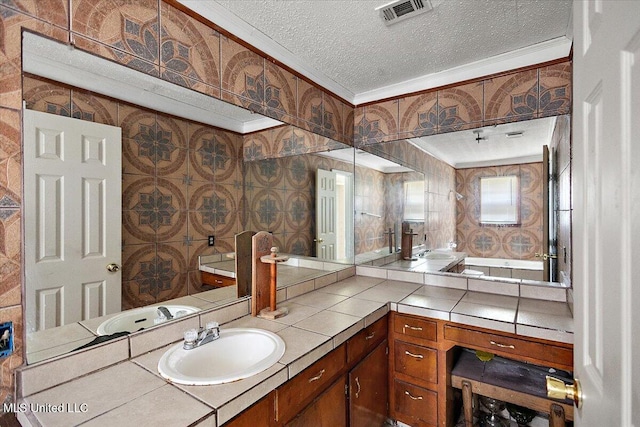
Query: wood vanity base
388,312,574,427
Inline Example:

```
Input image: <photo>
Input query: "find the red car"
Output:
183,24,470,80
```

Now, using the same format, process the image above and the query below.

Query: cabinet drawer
201,271,236,288
394,340,437,384
276,345,346,423
347,316,387,365
393,379,438,427
394,313,437,342
444,324,573,369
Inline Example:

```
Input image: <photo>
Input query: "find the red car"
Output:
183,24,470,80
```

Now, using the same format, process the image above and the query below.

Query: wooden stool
451,350,573,426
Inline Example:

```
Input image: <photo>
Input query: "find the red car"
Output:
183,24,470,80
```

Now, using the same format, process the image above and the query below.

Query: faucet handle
184,328,198,343
205,321,219,331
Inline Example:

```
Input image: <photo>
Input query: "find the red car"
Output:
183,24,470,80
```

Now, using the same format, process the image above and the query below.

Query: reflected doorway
315,169,354,261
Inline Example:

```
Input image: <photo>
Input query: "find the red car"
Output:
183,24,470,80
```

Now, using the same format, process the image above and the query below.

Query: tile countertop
198,253,352,281
18,275,573,427
199,259,236,278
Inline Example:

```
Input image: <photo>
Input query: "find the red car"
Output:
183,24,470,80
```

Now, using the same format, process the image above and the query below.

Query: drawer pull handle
365,332,375,340
490,340,515,349
215,280,223,284
308,369,325,383
403,324,423,332
405,351,424,359
355,377,361,398
405,391,423,400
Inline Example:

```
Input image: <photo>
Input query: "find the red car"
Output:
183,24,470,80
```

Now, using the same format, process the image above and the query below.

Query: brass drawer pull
490,340,515,349
365,332,375,340
403,324,423,332
405,350,424,359
308,369,325,383
404,391,423,400
355,377,361,398
215,280,223,284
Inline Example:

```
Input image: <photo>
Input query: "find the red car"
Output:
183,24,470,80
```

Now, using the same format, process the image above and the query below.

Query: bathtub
463,257,544,281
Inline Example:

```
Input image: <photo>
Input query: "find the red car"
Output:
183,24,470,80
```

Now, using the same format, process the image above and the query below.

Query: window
480,175,520,225
403,180,425,221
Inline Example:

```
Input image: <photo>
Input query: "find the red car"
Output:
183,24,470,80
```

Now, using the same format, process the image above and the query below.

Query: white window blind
480,176,520,224
403,180,425,221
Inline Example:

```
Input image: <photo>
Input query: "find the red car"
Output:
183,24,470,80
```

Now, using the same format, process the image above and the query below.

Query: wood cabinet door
276,345,346,423
349,339,388,427
224,391,274,427
201,271,236,288
285,376,347,427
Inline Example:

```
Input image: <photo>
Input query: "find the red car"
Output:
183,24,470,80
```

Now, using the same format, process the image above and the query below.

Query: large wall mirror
354,115,571,288
21,31,570,365
21,33,354,364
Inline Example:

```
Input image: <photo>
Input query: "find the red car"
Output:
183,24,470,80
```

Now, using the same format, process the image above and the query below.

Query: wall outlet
208,236,215,246
0,322,14,358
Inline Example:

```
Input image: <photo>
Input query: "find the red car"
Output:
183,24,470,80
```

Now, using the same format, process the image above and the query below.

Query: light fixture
473,130,486,144
505,131,524,138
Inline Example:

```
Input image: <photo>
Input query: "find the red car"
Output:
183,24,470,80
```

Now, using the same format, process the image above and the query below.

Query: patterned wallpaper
455,163,544,260
355,63,572,146
245,154,353,257
243,125,346,162
362,139,457,251
354,166,386,253
22,75,244,311
355,169,432,254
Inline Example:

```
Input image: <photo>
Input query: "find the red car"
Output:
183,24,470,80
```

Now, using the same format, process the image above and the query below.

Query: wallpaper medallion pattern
398,92,438,139
455,163,543,260
357,65,571,145
221,36,265,112
354,140,455,253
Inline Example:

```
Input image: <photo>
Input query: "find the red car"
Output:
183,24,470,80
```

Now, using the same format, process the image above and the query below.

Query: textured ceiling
212,0,572,96
410,116,556,168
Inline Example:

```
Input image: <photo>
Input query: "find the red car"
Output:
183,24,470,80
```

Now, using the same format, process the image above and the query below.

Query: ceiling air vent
376,0,433,26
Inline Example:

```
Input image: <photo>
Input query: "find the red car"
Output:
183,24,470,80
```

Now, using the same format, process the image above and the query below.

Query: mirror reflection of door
23,109,122,332
542,145,558,282
315,168,353,261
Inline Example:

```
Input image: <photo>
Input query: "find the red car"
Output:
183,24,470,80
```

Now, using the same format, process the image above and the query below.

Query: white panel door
573,0,640,425
23,109,122,333
316,169,337,260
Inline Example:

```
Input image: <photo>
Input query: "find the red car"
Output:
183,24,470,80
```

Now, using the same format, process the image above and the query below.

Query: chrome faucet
183,322,220,350
157,306,173,320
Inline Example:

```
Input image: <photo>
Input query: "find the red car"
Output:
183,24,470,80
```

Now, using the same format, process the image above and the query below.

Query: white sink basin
424,252,456,261
157,328,286,385
96,305,200,335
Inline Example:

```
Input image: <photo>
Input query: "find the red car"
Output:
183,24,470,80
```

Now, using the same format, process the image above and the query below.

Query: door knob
546,376,582,408
314,238,324,243
106,263,120,272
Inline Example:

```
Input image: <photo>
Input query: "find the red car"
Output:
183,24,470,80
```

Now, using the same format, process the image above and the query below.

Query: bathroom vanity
15,269,573,427
226,311,572,427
